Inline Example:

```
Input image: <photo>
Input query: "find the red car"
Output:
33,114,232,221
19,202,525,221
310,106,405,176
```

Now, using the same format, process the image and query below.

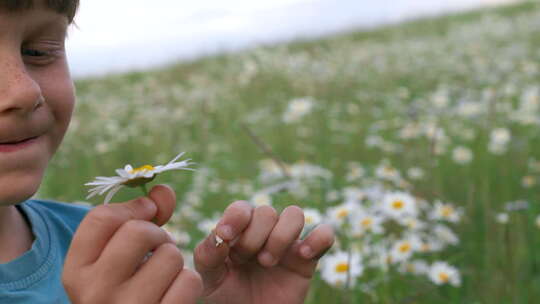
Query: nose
0,58,43,116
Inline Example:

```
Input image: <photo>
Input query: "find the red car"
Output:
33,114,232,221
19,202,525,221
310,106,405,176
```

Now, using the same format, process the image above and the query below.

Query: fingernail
259,251,275,266
217,225,234,240
300,245,313,259
214,234,224,247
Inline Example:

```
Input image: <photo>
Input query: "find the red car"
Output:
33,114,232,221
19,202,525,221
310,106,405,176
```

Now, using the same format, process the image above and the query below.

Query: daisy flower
452,146,473,165
351,210,385,237
304,208,323,227
250,192,273,207
430,201,462,223
390,236,421,263
320,251,363,287
428,261,461,287
327,202,357,227
85,152,194,204
380,191,418,219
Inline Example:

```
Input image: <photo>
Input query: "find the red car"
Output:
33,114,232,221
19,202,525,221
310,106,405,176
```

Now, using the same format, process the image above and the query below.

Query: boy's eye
21,48,48,57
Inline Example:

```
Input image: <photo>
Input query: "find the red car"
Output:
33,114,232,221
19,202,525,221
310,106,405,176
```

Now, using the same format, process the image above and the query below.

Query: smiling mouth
0,136,39,145
0,135,42,153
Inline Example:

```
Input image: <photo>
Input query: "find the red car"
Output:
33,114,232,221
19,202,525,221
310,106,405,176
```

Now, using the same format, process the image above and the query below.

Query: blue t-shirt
0,200,91,303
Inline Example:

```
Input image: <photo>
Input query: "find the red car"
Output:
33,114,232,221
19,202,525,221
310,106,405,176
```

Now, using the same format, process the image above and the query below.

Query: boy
0,1,335,303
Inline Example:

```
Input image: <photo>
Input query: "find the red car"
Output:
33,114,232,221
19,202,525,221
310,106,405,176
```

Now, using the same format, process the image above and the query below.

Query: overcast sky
66,0,517,78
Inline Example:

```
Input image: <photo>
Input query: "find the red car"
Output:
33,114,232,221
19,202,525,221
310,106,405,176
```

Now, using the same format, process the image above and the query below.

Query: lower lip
0,137,40,153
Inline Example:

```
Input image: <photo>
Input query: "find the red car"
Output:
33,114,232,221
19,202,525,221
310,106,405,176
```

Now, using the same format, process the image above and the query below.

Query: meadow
40,1,540,303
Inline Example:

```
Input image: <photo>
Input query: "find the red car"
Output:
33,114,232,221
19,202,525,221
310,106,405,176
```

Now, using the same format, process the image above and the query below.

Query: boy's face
0,1,74,205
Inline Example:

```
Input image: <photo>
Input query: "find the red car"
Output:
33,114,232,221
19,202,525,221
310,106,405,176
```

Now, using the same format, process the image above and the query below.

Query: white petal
142,170,156,178
117,169,132,178
104,185,124,204
98,182,122,195
168,152,185,165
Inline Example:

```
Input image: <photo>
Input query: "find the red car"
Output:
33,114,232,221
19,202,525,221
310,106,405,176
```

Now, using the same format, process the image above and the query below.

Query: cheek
36,66,75,154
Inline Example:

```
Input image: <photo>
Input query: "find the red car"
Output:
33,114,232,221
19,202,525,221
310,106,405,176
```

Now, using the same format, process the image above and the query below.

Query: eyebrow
26,14,69,41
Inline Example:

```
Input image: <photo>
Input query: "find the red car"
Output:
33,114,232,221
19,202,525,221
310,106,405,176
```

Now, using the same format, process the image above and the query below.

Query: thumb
194,230,230,295
67,195,158,268
147,184,176,226
67,185,175,268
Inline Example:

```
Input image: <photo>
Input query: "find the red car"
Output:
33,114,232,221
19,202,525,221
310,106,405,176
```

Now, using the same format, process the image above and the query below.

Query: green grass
41,1,540,302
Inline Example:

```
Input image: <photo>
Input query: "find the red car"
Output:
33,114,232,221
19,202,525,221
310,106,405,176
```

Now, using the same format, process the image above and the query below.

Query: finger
194,230,230,294
231,205,278,262
66,196,158,268
298,224,335,260
279,240,318,278
96,220,173,283
278,224,335,278
126,243,184,302
148,184,177,226
215,200,253,242
161,268,204,304
258,205,304,267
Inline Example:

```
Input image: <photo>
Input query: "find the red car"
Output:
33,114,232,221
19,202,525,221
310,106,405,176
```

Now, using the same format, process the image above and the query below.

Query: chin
0,172,43,206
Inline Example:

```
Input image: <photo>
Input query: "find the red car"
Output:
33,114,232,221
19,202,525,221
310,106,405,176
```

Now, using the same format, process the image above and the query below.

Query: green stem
140,184,149,196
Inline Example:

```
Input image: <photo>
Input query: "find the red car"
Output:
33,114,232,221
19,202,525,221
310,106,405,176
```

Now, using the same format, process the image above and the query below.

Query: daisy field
41,1,540,303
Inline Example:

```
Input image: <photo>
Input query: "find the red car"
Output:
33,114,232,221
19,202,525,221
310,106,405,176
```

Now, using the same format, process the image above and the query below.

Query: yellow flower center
384,166,395,174
441,206,454,217
335,262,349,273
438,272,450,283
305,216,314,224
130,165,155,174
392,200,405,210
337,209,349,219
361,218,373,228
123,165,157,187
399,243,411,253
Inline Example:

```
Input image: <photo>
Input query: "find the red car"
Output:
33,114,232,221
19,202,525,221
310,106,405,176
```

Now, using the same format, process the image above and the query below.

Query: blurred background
44,0,540,303
67,0,516,77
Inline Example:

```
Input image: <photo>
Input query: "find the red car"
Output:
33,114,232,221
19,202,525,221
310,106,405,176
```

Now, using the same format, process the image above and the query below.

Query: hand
62,185,203,304
194,201,335,304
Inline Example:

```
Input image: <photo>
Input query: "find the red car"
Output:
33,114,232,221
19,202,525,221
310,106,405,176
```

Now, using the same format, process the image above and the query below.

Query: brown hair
0,0,79,23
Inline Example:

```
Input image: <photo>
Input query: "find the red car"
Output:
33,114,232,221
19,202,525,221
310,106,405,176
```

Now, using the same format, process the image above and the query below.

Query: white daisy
375,163,402,182
380,191,418,219
327,202,357,227
522,175,536,188
495,212,509,224
390,236,421,263
343,187,366,204
430,201,462,223
452,146,473,165
351,210,385,236
407,167,425,180
490,128,511,146
320,251,363,287
162,224,191,246
250,192,272,207
304,208,323,227
282,97,315,123
433,224,459,246
397,216,426,231
399,259,429,275
85,152,194,204
428,261,461,287
197,214,221,235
